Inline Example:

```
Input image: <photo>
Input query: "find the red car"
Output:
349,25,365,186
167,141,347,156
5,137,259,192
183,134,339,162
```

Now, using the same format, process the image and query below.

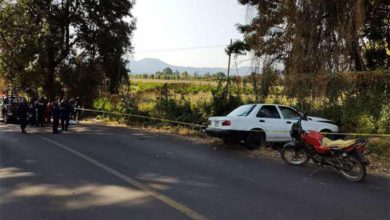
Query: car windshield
279,106,301,119
227,105,256,117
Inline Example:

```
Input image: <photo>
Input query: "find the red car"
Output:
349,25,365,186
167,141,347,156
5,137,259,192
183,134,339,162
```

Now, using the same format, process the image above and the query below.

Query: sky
131,0,252,68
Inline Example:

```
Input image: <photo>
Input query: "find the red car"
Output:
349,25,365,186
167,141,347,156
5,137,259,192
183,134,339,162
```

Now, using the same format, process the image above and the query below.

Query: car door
277,106,302,141
256,105,285,141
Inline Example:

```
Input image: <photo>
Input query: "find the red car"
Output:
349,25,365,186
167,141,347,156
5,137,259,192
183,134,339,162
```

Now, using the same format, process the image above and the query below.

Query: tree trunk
387,31,390,68
46,66,55,99
352,39,364,71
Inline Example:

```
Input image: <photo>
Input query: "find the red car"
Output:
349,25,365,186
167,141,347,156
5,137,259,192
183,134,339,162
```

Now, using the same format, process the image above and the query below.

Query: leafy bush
355,114,376,134
153,84,204,125
93,97,112,111
377,104,390,134
211,79,242,116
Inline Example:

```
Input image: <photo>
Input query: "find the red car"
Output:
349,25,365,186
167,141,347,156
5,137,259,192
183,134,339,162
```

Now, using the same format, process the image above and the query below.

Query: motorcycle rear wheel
281,145,309,166
339,154,366,182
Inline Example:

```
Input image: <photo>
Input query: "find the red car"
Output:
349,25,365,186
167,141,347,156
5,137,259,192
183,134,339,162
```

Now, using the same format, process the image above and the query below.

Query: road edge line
35,135,209,220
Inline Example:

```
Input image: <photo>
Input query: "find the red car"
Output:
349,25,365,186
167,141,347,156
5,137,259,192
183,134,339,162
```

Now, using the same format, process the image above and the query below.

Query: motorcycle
280,113,369,182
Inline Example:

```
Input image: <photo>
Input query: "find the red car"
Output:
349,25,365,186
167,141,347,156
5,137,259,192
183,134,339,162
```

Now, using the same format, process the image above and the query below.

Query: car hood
308,116,335,124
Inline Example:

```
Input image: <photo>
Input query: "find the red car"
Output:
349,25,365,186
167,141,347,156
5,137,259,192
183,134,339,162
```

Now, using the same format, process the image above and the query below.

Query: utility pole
226,39,232,93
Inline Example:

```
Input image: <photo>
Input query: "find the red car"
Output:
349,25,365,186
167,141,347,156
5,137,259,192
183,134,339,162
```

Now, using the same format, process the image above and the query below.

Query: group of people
17,97,81,134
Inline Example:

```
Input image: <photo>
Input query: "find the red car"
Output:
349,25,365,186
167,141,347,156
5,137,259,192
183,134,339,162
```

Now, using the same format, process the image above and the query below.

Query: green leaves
225,40,250,56
0,0,136,99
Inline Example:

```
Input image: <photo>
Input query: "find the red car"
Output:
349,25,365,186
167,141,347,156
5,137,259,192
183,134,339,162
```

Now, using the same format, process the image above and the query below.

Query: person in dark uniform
45,99,52,124
17,98,29,133
60,97,71,131
52,98,61,134
74,97,82,121
28,97,37,126
36,97,45,127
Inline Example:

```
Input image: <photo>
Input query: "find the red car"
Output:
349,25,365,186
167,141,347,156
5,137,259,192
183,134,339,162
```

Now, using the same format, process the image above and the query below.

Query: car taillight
222,120,231,126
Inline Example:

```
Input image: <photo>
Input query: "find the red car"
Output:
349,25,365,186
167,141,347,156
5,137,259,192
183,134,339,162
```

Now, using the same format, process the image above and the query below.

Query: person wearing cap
52,98,61,134
60,97,71,131
17,98,29,133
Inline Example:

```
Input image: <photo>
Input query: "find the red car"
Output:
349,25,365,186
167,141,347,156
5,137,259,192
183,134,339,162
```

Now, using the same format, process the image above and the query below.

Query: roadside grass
130,78,219,86
131,79,216,94
365,138,390,175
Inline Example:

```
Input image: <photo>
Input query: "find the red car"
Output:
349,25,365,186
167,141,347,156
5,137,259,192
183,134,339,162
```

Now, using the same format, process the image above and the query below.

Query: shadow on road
0,124,194,219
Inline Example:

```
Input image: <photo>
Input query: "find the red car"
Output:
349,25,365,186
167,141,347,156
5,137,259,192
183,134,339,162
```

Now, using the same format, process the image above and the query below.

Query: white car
205,104,339,149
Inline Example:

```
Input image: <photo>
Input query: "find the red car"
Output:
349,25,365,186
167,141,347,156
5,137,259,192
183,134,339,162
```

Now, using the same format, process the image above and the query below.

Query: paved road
0,123,389,220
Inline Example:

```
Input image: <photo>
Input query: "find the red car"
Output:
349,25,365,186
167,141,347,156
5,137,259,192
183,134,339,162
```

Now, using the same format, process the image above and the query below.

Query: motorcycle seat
322,137,356,148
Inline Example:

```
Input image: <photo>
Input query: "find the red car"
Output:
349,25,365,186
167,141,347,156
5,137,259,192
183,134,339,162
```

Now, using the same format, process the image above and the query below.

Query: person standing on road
36,97,45,127
45,99,52,124
74,97,82,121
60,97,71,131
28,97,37,126
69,99,75,121
52,99,61,134
17,98,29,133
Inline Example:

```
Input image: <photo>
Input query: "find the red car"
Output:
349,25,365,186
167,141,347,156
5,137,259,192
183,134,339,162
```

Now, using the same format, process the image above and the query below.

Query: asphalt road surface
1,123,389,220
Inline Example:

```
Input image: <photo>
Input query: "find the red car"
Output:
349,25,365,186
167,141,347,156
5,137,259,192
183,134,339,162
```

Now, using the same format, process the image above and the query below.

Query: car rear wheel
245,130,265,150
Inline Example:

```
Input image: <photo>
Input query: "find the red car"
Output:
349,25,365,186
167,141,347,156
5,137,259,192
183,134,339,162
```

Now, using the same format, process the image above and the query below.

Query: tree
193,72,199,78
180,71,189,79
0,0,136,98
363,1,390,69
259,66,278,101
214,72,226,79
237,0,389,100
204,72,211,78
163,67,173,75
0,0,42,88
225,40,249,56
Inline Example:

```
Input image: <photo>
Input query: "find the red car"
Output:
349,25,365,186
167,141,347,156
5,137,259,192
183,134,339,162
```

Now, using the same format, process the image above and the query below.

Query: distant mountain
127,58,254,75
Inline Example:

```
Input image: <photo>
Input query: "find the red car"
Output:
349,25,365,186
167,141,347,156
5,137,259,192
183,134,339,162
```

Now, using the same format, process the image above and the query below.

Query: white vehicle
205,104,339,149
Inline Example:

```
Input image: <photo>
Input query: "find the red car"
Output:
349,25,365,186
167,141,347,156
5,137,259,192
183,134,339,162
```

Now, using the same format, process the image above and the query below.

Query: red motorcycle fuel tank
302,130,323,146
302,131,335,154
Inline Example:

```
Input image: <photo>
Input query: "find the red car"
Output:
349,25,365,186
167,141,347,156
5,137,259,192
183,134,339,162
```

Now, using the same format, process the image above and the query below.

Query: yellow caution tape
76,108,390,138
321,132,390,137
76,108,205,128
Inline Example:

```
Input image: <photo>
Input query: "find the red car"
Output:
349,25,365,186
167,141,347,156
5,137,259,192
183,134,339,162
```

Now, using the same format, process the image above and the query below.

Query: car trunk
208,116,228,129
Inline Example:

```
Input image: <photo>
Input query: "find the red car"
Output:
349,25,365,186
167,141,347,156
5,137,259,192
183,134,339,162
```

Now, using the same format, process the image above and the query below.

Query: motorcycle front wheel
339,154,366,182
281,145,309,166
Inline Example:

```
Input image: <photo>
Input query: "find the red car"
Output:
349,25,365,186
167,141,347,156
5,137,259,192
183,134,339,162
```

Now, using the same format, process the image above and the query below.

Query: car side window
0,98,3,106
257,105,281,119
279,106,301,119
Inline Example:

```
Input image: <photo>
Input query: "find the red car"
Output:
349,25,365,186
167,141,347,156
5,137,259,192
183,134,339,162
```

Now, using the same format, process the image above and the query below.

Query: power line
135,45,227,53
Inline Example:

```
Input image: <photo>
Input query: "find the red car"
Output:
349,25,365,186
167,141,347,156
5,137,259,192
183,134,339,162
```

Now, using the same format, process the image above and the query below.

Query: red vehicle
280,113,369,182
